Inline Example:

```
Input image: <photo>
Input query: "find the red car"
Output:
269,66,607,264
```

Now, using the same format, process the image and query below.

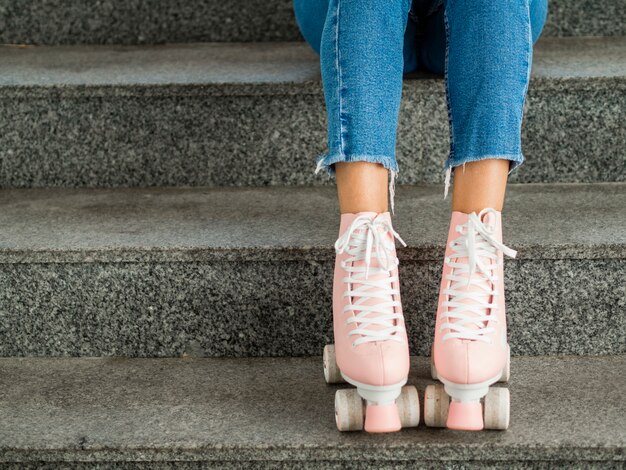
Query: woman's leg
294,0,414,214
419,0,548,431
451,159,510,213
417,0,548,211
335,162,389,213
292,0,421,433
451,0,547,212
447,0,547,212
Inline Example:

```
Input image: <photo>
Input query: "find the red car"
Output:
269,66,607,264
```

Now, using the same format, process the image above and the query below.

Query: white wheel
484,387,510,430
335,389,364,431
397,385,420,428
323,344,344,384
424,384,449,427
500,347,511,383
430,348,438,380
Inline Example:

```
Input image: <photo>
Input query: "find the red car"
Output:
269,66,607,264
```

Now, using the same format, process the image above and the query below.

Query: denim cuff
444,153,524,175
315,153,400,177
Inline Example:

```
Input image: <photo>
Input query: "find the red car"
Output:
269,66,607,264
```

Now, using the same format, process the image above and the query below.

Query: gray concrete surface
0,184,623,357
2,37,625,87
0,356,624,467
0,184,624,262
0,0,623,45
0,38,624,188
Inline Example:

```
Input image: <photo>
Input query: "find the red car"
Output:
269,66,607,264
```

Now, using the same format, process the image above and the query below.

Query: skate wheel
397,385,420,428
430,347,438,380
335,389,364,431
424,384,449,427
500,347,510,383
484,387,510,430
323,344,344,384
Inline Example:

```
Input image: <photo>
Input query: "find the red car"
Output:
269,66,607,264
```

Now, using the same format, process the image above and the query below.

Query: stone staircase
0,1,624,468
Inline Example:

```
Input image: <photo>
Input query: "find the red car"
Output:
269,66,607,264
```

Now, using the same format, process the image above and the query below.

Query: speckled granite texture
0,0,623,45
1,258,623,357
0,184,623,357
543,0,626,37
1,464,623,470
0,38,624,188
0,356,624,467
1,465,624,470
0,0,302,45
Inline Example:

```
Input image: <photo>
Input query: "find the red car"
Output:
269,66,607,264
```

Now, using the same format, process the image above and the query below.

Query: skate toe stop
447,401,484,431
364,403,401,433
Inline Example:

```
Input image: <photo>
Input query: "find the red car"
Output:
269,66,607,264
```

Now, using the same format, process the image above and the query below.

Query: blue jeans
293,0,548,196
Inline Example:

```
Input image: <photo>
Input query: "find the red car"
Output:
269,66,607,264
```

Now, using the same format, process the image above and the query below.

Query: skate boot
424,208,516,431
323,212,420,432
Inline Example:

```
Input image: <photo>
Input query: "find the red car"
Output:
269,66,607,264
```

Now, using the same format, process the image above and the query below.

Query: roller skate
424,208,516,431
323,212,420,432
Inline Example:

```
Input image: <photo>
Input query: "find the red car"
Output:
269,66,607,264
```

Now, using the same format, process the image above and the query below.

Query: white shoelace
334,216,407,346
441,208,517,343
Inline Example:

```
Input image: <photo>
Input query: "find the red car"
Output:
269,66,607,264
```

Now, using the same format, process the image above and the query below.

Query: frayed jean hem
314,153,400,214
442,153,524,198
315,153,399,177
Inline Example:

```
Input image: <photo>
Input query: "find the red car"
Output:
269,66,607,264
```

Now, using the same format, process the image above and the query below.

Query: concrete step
0,0,624,45
0,183,623,357
1,37,624,189
0,355,624,468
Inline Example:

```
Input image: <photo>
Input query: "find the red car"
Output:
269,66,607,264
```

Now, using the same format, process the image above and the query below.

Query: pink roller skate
323,212,420,432
424,208,516,431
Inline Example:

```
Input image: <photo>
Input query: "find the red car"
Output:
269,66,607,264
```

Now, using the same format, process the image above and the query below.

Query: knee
293,0,330,54
530,0,548,44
